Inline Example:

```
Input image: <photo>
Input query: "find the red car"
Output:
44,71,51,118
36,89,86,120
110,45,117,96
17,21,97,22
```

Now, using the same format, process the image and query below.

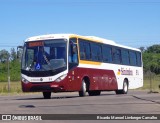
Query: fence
143,71,160,93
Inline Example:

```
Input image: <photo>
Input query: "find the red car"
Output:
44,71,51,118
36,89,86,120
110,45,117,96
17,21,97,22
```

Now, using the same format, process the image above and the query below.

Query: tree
139,47,145,52
0,49,9,63
146,45,160,53
0,48,21,82
10,48,17,61
143,45,160,74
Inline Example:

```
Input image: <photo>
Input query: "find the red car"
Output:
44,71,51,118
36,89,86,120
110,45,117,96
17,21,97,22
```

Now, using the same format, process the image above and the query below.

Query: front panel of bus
21,38,70,92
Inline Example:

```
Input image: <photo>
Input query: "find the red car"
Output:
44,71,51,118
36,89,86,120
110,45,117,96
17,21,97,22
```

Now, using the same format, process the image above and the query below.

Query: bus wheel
43,92,51,99
123,80,128,94
115,80,128,94
79,80,87,97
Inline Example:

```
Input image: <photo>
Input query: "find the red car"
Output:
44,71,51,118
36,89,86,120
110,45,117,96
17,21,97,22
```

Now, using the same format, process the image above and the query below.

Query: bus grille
30,85,52,92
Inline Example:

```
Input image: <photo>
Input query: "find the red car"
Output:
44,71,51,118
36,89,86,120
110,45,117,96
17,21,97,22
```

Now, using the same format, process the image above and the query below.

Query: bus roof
25,34,72,42
25,34,141,52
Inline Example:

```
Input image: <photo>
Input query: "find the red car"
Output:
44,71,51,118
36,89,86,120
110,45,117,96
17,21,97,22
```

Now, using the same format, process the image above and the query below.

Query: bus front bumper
21,82,65,92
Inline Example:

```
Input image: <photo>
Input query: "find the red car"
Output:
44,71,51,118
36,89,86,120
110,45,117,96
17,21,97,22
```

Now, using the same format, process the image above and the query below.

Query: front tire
79,80,87,97
43,92,51,99
116,80,128,94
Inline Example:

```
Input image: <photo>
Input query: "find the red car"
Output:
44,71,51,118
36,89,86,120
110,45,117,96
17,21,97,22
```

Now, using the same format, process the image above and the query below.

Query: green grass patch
139,75,160,92
0,81,22,94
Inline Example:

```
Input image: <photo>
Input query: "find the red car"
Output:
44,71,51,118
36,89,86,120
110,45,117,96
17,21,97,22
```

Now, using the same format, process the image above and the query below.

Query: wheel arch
82,76,90,91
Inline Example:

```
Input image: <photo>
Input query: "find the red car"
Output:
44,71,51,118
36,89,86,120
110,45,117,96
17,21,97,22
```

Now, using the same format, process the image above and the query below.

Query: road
0,90,160,123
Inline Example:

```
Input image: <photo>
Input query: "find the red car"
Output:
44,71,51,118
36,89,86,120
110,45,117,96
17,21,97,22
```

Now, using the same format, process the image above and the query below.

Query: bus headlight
55,74,67,82
22,77,29,84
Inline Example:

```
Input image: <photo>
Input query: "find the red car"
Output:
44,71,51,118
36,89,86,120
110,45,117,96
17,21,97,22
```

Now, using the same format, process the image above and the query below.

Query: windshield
22,39,67,72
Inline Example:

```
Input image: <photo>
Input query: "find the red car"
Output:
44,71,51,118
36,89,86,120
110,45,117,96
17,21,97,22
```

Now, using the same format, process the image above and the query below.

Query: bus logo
118,68,133,75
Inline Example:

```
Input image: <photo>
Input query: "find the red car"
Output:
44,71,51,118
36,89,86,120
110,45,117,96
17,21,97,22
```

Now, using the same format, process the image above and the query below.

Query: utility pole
7,54,10,93
149,70,152,93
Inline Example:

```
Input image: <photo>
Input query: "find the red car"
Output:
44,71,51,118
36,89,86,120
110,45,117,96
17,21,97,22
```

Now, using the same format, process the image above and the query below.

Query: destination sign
28,41,44,47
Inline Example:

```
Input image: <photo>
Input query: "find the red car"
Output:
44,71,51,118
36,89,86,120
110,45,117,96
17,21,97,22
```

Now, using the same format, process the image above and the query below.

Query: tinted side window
79,41,85,59
91,43,102,61
69,38,78,63
129,51,137,66
84,42,91,60
113,47,121,64
102,45,112,63
79,39,91,60
121,49,130,65
136,52,142,67
69,38,78,70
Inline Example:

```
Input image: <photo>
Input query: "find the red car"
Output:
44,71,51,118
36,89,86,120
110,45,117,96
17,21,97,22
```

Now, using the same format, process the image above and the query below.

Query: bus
20,34,143,99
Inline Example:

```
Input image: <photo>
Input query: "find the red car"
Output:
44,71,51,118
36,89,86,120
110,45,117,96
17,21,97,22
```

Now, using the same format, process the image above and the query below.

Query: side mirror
17,46,23,49
17,46,23,59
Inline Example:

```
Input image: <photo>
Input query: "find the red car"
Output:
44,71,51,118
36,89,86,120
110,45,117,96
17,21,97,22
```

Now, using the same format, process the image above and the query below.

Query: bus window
69,45,78,63
57,47,66,59
113,47,122,64
121,49,130,65
102,45,112,63
69,38,78,70
79,41,85,59
129,51,137,66
91,43,102,62
84,42,91,60
136,52,142,67
79,39,91,60
50,47,56,59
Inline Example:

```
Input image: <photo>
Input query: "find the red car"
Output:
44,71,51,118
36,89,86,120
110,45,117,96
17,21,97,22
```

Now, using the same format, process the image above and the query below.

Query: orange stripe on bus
80,60,101,65
69,35,103,43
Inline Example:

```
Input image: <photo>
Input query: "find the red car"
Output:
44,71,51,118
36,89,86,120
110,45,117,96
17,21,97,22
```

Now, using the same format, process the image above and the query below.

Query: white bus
20,34,143,99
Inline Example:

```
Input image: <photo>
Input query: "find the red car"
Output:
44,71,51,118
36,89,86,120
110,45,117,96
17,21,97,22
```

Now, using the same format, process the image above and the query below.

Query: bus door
67,38,80,91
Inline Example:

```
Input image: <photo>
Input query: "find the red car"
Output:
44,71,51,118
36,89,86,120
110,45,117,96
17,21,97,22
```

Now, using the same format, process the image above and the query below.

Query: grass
0,81,22,95
141,75,160,93
0,75,160,95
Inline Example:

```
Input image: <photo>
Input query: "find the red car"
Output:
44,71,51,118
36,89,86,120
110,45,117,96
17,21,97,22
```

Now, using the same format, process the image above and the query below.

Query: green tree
143,45,160,74
146,45,160,53
0,49,9,63
10,59,21,81
0,48,21,82
10,48,17,61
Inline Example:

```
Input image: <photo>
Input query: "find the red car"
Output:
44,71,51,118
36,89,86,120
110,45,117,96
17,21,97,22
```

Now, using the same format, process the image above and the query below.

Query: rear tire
79,80,87,97
116,80,128,94
123,81,128,94
43,92,51,99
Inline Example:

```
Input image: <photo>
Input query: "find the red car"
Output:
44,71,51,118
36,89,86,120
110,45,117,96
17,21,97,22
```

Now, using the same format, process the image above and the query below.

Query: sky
0,0,160,51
